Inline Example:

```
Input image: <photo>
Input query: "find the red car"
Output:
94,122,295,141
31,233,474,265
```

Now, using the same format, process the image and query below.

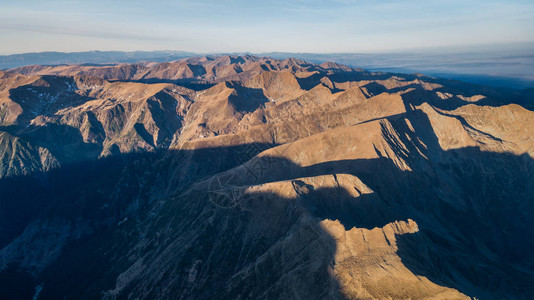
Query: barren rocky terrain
0,55,533,299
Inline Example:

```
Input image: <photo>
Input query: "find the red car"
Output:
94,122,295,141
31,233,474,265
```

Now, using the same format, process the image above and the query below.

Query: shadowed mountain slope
0,55,533,299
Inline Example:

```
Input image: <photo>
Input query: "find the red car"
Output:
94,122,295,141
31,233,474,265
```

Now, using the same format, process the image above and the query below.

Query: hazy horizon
1,40,533,56
2,43,534,89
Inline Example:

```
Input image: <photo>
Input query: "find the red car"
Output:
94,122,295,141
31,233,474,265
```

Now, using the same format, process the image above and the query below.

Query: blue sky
0,0,533,54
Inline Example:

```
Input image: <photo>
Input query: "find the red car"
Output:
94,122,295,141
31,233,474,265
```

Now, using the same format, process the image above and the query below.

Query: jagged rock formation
0,55,533,299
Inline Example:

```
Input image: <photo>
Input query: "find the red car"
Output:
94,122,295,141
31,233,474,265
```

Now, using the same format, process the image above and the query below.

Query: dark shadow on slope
146,91,186,147
1,109,534,299
389,79,532,111
8,76,96,124
292,178,396,230
323,70,533,111
0,122,103,180
0,141,281,297
133,123,155,148
31,167,348,299
0,141,275,248
24,123,103,162
186,63,208,77
180,108,534,298
33,146,534,299
360,81,389,96
399,86,479,111
111,78,216,91
226,83,269,113
296,72,324,91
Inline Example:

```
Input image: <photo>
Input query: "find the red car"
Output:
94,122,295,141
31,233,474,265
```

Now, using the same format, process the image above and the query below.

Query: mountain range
2,47,533,89
0,55,533,299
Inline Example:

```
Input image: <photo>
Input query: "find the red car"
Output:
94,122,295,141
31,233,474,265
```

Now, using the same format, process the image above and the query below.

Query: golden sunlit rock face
0,56,533,299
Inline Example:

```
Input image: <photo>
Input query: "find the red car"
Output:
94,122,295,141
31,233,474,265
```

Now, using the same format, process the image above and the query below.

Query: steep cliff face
0,56,533,299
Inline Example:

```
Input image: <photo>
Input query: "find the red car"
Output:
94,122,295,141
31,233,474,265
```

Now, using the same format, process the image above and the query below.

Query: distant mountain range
0,55,533,299
0,50,197,69
1,46,533,89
